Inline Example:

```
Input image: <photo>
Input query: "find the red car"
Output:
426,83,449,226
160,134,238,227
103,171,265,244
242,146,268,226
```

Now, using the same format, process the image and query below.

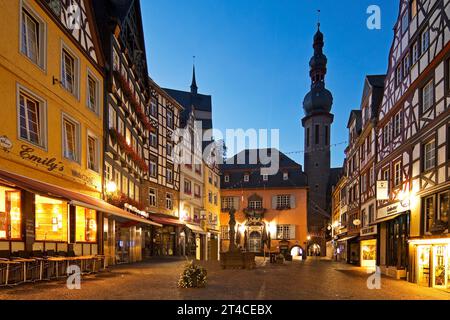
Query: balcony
243,207,266,219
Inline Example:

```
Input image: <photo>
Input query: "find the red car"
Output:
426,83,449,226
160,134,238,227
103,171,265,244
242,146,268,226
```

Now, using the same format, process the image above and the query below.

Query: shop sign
377,201,409,219
0,136,13,152
360,225,377,236
376,181,389,200
19,145,65,172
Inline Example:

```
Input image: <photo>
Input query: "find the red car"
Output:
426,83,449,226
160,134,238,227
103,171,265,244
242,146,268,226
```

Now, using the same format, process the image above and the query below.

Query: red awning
148,214,185,227
0,169,161,227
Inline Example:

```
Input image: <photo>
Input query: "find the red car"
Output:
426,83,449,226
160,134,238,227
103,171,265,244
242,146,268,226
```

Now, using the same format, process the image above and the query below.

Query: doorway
249,231,261,253
417,244,449,288
290,246,304,260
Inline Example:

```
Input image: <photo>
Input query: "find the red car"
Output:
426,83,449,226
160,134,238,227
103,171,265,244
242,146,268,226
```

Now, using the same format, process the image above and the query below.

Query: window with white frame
403,54,410,78
87,133,99,172
150,97,158,117
18,88,46,147
184,179,191,194
62,115,80,162
276,225,294,240
396,65,402,86
383,122,391,146
283,172,289,181
194,184,201,198
150,130,157,148
108,105,116,129
393,111,402,137
166,166,173,184
249,199,262,209
129,180,134,200
221,225,229,240
149,188,157,207
87,71,99,113
166,142,173,157
222,197,234,210
149,156,157,178
113,48,120,71
401,10,409,34
61,47,78,96
122,176,128,196
263,174,268,181
244,174,249,182
21,5,45,68
424,140,436,171
167,109,173,128
412,41,419,64
394,161,402,187
276,195,291,209
422,79,434,112
166,193,173,210
224,175,230,183
421,28,430,54
104,163,112,183
114,170,120,192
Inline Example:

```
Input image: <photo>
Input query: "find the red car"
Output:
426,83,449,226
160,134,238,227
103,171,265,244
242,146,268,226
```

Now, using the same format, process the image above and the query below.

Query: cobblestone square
0,258,449,300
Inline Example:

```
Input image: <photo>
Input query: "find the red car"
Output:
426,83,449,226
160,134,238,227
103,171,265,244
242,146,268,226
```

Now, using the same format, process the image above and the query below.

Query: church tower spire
190,64,198,94
301,19,334,256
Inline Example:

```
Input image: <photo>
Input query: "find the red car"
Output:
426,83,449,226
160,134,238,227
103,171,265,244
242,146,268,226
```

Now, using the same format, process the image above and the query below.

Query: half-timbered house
375,0,450,286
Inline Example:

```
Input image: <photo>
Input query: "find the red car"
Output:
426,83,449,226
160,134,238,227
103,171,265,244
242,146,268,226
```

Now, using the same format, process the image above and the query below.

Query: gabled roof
346,110,362,130
163,88,213,129
361,75,386,122
220,149,308,189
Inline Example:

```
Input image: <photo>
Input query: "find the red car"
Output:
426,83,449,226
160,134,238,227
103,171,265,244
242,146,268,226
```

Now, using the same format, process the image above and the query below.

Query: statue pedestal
220,251,256,269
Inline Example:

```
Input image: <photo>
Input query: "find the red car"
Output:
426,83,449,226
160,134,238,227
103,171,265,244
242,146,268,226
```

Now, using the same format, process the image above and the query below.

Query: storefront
0,169,160,266
147,214,185,257
409,239,450,289
359,225,378,268
185,223,208,260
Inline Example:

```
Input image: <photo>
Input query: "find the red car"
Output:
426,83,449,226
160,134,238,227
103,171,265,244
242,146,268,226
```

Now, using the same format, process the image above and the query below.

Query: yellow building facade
203,161,221,260
0,0,105,255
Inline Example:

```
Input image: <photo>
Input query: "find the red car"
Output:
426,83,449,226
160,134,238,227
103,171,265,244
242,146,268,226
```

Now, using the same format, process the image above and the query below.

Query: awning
148,214,185,227
0,169,161,227
370,211,408,225
186,223,207,235
337,235,358,242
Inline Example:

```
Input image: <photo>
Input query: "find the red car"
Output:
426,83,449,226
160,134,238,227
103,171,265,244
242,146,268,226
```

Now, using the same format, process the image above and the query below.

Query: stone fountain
220,208,256,269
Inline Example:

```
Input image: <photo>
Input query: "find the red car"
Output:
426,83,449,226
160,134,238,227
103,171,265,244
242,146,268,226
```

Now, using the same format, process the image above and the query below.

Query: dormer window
283,172,289,181
224,175,230,183
244,174,249,182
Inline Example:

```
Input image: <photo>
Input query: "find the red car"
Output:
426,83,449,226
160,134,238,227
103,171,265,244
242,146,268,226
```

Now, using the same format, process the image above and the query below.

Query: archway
308,243,321,256
290,245,304,260
248,231,262,253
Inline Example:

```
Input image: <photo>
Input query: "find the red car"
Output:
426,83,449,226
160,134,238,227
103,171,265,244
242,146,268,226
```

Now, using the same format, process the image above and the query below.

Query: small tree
178,261,207,288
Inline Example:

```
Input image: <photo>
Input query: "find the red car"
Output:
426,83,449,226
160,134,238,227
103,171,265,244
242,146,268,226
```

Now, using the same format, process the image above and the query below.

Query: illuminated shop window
35,195,68,242
75,207,97,242
0,187,21,240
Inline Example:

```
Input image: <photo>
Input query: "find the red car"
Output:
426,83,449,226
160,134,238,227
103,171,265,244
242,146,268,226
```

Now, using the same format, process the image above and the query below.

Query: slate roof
162,88,213,130
220,149,308,189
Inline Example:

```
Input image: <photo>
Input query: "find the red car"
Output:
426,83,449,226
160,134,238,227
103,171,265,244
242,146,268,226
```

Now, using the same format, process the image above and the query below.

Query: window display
0,186,21,240
75,206,97,242
35,195,68,241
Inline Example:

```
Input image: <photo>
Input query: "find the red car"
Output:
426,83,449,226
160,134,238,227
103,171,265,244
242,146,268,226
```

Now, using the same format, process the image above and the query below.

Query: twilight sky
141,0,399,168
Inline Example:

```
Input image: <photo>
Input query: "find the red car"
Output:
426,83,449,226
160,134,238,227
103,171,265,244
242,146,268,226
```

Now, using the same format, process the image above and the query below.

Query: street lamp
106,181,117,194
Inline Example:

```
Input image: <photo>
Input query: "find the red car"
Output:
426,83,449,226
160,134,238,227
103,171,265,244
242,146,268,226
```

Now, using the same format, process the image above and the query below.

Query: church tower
302,23,334,252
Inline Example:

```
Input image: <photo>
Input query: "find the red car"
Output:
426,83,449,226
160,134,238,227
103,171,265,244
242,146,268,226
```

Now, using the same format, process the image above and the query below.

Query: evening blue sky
140,0,399,168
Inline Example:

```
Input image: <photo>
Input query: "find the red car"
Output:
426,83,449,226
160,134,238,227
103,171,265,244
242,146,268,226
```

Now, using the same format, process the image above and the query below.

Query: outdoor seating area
0,250,107,287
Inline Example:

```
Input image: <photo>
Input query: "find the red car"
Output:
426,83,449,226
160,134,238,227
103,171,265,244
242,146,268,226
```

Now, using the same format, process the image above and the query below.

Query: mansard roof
220,149,308,189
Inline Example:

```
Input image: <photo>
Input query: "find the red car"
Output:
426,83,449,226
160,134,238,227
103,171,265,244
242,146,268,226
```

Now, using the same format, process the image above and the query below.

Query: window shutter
289,225,296,240
233,197,240,210
290,195,296,209
272,196,278,209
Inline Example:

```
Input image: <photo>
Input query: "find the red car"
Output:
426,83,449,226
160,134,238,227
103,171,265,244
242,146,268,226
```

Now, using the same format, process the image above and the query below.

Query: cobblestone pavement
0,257,449,300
